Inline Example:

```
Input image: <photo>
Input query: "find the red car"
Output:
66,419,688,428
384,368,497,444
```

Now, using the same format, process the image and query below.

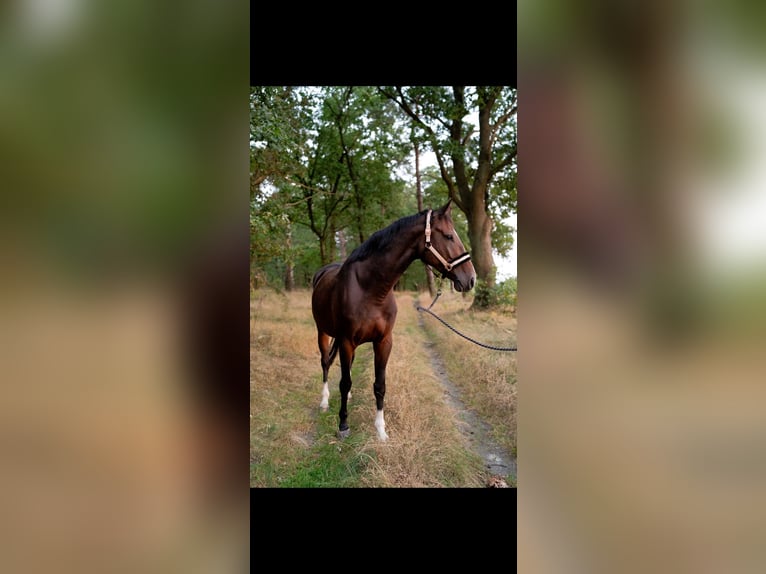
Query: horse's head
423,200,476,292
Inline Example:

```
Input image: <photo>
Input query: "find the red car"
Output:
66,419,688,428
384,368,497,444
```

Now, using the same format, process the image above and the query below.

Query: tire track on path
416,305,517,484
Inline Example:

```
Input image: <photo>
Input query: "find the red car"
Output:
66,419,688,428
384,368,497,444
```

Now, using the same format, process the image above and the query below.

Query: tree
379,86,517,290
250,86,413,287
414,132,437,297
250,87,311,288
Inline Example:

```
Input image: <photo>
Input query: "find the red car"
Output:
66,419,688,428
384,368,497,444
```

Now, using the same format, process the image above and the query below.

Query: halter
425,210,472,272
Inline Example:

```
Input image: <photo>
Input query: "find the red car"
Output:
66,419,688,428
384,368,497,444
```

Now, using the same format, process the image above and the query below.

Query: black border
254,488,517,547
251,4,517,87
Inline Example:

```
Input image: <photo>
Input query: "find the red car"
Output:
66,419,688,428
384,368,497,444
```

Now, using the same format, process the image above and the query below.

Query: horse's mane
344,210,426,265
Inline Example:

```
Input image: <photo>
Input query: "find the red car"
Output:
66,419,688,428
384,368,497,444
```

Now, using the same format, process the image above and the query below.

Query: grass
417,289,518,459
250,288,517,487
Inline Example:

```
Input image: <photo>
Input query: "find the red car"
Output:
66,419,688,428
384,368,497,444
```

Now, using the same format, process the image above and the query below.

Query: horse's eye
445,234,454,241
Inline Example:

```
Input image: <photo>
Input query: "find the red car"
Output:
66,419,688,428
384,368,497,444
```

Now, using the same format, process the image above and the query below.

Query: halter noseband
425,210,472,272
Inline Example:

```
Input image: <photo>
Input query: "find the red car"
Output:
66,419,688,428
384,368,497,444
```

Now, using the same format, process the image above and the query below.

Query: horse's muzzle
454,275,476,292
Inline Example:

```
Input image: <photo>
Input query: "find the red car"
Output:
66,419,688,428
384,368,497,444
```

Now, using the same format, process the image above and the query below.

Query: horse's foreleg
337,339,355,439
372,335,392,442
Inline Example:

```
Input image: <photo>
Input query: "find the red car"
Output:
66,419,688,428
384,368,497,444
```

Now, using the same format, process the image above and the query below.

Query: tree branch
489,147,517,178
378,86,464,211
489,104,517,149
251,173,268,189
492,105,517,131
449,87,471,212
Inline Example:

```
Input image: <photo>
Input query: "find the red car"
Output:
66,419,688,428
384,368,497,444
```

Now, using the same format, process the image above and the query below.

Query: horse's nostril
469,277,475,290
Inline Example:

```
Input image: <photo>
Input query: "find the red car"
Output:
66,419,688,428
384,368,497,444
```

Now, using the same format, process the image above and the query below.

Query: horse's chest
345,304,396,345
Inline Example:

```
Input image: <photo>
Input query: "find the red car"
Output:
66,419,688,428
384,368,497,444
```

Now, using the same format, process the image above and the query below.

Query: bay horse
311,200,476,441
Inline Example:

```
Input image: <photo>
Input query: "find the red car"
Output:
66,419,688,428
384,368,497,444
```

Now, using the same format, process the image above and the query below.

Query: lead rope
416,277,518,352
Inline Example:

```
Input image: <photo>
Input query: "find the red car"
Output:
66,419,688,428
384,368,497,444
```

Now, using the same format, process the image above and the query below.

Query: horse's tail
327,338,340,368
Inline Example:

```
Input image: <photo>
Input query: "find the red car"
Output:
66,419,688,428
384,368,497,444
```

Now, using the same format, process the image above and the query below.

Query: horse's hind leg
318,333,332,412
337,339,355,439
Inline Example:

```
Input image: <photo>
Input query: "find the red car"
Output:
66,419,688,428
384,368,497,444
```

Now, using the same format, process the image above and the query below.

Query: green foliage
249,195,290,288
250,86,517,288
496,276,518,307
250,86,416,286
473,276,518,310
472,279,496,309
250,87,312,197
379,86,517,220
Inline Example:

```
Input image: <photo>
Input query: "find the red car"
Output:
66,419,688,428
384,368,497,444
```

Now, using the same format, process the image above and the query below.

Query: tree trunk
338,229,347,260
467,198,496,286
306,191,329,265
283,231,294,291
317,234,327,265
465,95,497,288
284,263,294,291
414,137,436,297
327,218,337,263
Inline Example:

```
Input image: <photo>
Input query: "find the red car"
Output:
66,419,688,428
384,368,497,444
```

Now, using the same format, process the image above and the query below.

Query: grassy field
416,290,518,459
250,288,517,487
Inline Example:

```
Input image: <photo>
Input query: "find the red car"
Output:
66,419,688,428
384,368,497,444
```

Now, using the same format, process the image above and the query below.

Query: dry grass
358,292,484,487
250,291,320,482
250,289,488,487
416,289,518,458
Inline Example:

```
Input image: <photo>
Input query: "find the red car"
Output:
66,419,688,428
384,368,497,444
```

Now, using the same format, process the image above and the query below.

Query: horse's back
312,262,341,290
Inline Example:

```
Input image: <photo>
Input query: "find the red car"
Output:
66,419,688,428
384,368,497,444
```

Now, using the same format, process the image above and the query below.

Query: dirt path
417,312,518,484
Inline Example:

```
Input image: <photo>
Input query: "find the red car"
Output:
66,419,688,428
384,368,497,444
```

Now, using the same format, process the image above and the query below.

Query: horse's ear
439,198,453,216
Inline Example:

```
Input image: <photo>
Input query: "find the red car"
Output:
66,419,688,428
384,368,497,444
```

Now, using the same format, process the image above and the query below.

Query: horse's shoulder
312,262,342,288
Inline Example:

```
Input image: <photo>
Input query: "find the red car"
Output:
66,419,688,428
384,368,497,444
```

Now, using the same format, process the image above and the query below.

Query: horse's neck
353,224,421,295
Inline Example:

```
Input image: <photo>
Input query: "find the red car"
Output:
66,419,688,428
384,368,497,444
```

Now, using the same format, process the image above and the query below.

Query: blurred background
0,1,249,572
5,0,766,569
518,0,766,571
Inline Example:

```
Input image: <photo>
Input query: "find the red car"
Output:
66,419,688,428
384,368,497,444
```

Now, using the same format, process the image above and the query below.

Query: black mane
344,210,426,264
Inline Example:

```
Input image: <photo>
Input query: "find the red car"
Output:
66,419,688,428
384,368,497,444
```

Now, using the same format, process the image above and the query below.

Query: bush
473,276,517,310
497,277,517,307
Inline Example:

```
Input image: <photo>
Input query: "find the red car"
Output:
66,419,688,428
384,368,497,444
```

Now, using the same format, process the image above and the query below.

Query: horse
311,200,476,441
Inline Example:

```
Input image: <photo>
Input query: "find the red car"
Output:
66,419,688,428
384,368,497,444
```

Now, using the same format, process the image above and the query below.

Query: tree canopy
250,86,517,293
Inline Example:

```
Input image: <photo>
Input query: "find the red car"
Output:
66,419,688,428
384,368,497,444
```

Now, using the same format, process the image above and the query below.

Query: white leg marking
375,409,388,442
320,382,329,412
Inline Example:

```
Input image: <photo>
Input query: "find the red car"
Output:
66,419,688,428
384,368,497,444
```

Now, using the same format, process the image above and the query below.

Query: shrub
473,276,517,310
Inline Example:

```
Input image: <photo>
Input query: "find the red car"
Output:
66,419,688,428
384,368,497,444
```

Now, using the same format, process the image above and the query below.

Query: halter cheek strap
425,210,472,272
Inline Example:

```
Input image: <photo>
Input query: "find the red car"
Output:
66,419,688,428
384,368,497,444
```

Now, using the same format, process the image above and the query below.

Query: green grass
279,433,375,488
250,317,378,487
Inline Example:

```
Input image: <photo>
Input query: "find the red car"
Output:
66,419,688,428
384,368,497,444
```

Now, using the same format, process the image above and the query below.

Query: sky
692,60,766,280
496,212,518,280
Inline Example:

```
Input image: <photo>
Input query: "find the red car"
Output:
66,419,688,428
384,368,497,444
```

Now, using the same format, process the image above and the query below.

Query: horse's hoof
338,428,350,439
319,405,329,413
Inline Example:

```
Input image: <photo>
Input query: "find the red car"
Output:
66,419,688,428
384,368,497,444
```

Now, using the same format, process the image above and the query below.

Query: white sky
496,212,518,280
692,59,766,279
